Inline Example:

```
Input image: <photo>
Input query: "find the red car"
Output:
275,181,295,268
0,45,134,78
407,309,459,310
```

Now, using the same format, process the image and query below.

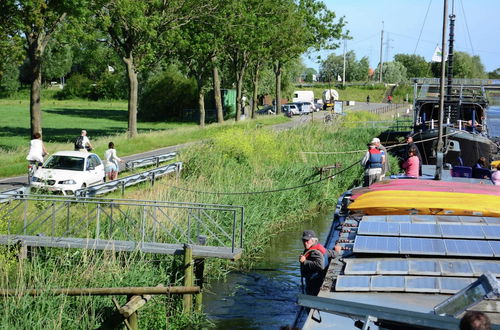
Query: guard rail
75,161,182,197
125,152,177,171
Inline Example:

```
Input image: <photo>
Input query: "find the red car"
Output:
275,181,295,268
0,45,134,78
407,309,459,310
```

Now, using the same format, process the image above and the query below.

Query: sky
303,0,500,73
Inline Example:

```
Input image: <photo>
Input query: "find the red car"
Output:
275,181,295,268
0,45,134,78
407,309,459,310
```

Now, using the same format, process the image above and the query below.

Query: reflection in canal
203,211,333,329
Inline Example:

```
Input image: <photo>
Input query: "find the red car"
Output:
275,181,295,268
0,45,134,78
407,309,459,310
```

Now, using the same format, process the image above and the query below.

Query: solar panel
439,260,473,276
470,261,500,277
353,236,399,254
378,260,408,274
362,215,387,223
335,275,370,291
488,241,500,257
400,237,446,255
406,276,439,293
357,222,399,236
400,223,442,237
440,225,485,239
410,215,439,223
444,239,493,257
435,215,460,223
371,276,405,291
387,215,411,223
485,217,500,225
439,277,475,294
483,226,500,240
344,260,378,275
409,260,440,275
459,216,484,224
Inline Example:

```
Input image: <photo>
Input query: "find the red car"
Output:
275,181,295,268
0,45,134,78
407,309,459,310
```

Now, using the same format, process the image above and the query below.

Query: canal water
203,211,334,329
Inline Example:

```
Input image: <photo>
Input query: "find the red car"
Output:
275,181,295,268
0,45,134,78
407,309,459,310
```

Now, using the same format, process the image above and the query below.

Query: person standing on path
371,137,390,178
75,130,93,152
26,132,48,165
104,142,123,181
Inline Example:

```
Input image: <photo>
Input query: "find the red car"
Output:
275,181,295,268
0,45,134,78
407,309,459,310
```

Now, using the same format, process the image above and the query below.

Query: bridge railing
75,161,182,198
0,194,244,255
125,152,177,171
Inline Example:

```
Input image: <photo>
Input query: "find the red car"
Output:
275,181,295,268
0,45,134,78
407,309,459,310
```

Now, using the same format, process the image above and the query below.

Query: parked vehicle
282,103,301,115
292,90,315,103
256,105,275,115
294,101,314,114
30,151,105,195
322,89,339,109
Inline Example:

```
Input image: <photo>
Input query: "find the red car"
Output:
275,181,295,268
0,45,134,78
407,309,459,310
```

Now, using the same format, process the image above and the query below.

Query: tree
489,68,500,79
4,0,86,137
394,54,431,78
374,61,407,83
303,68,317,82
96,0,215,137
452,52,487,78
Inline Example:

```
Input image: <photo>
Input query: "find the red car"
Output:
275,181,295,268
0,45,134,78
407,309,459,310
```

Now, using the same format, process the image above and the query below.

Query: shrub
55,74,93,99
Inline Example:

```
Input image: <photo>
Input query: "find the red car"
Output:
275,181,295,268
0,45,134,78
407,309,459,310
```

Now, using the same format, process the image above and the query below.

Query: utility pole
342,38,346,87
379,21,384,83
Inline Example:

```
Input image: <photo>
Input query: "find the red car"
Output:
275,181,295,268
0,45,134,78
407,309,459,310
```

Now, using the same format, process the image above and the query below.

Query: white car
31,151,105,195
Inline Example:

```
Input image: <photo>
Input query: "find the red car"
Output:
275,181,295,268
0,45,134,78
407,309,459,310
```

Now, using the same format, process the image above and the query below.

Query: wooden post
126,294,138,330
194,236,206,312
183,244,193,312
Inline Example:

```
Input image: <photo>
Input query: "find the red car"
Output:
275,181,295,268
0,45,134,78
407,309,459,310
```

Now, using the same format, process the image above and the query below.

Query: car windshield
44,155,85,171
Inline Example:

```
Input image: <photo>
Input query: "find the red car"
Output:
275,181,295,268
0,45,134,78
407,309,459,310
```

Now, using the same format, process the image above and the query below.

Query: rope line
299,131,460,155
170,160,361,195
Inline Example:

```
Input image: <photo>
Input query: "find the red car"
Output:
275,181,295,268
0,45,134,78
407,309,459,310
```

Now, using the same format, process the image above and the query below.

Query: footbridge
0,194,244,260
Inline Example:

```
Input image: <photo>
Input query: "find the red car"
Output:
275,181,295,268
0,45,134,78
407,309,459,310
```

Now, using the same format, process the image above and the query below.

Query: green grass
0,112,393,328
0,96,288,178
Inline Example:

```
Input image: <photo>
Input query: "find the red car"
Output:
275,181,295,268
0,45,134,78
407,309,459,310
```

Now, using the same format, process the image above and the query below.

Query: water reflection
203,212,333,329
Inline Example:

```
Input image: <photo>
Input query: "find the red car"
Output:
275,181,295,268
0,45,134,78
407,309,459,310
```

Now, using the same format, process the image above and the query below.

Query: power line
414,0,433,54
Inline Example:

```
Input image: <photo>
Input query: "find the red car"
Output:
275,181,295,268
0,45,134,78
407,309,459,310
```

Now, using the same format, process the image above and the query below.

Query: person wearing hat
299,230,341,295
361,142,385,186
371,137,389,178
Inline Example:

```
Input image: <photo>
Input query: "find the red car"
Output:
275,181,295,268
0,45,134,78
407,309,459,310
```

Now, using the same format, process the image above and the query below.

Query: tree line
0,0,345,138
317,51,497,84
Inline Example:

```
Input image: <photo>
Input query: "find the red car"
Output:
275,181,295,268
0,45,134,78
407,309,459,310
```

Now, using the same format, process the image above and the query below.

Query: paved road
0,103,400,192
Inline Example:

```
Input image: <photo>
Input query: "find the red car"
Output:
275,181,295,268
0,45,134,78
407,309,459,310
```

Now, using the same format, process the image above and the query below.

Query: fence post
126,294,139,330
183,244,193,312
194,236,206,312
121,181,125,197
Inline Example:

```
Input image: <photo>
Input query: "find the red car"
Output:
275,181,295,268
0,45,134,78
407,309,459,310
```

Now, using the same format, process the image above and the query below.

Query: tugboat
411,77,497,167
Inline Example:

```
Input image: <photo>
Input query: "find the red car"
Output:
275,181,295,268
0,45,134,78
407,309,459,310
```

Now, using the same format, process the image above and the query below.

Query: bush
55,73,93,99
89,71,127,100
138,67,197,121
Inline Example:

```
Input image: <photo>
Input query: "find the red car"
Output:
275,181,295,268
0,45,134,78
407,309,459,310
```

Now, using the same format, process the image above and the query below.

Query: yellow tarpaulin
348,190,500,217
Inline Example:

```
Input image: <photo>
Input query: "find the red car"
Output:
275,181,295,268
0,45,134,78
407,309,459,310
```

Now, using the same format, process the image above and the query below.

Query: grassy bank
0,112,389,328
0,96,287,178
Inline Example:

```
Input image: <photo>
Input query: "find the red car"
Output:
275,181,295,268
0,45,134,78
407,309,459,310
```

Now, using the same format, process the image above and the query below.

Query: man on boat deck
361,142,385,187
299,230,341,295
371,137,390,178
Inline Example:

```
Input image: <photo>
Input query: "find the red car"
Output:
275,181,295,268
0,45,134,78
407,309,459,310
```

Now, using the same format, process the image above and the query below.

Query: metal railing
125,152,177,171
0,194,244,256
343,119,413,131
75,162,182,197
0,187,28,203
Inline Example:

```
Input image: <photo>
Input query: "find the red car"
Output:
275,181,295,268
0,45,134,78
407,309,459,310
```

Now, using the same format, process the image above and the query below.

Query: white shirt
104,148,122,168
26,139,44,162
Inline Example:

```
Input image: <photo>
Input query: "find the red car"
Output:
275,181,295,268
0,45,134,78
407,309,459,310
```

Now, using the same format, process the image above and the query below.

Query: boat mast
446,1,456,101
435,0,448,180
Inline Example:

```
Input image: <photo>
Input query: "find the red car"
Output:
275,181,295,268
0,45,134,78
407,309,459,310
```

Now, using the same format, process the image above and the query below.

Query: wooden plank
0,235,242,260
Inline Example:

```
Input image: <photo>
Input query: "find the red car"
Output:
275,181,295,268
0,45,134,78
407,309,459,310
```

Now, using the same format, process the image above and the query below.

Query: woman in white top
26,132,48,165
104,142,123,180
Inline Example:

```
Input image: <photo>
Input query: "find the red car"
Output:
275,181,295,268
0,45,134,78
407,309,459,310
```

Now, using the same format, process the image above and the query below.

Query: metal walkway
0,194,244,260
